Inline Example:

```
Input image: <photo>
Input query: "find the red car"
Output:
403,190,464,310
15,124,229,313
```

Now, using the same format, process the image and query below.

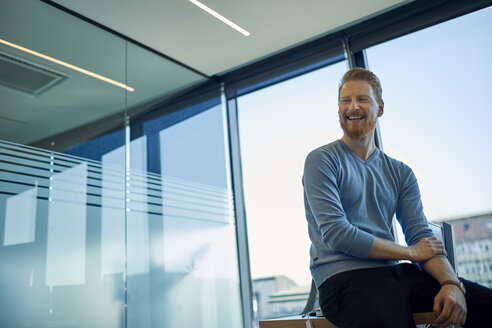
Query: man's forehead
340,80,374,96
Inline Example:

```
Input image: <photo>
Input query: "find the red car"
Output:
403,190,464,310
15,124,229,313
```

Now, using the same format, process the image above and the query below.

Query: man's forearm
368,236,446,262
367,236,412,260
421,255,458,284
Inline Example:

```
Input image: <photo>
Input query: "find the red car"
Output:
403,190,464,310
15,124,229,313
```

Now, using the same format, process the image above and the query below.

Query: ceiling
53,0,412,77
0,0,412,147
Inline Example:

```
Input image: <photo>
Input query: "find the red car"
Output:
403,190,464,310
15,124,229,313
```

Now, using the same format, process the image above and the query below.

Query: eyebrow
340,95,371,99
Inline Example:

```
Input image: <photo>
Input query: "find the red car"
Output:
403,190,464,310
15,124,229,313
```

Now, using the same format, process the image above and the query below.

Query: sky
237,5,492,286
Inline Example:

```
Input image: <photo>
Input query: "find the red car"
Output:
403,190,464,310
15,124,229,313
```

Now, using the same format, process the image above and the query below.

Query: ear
378,101,384,117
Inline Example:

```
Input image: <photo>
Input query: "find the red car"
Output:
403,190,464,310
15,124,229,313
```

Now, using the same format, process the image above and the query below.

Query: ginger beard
339,115,377,139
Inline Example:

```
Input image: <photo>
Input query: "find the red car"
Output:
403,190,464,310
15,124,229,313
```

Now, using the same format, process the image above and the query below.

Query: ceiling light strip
188,0,250,36
0,38,134,92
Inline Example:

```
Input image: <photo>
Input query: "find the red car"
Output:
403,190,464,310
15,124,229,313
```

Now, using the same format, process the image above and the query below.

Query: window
366,5,492,287
238,60,348,321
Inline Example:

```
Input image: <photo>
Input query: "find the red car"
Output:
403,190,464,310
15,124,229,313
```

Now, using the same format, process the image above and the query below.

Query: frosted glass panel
0,141,125,328
126,215,242,328
4,184,37,246
46,163,87,287
101,146,126,279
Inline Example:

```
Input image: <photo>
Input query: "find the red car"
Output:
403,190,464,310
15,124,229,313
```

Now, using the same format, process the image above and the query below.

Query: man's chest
337,161,399,214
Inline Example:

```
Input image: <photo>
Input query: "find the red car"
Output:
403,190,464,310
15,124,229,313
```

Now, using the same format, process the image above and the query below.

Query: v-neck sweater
303,139,433,287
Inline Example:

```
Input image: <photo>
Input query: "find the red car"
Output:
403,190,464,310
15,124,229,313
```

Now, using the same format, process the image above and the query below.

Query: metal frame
225,94,254,328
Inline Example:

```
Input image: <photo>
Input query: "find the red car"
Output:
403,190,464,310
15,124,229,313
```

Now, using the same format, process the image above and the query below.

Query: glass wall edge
223,91,254,328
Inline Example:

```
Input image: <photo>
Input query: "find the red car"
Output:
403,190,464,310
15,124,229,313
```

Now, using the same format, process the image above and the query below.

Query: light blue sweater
303,139,433,287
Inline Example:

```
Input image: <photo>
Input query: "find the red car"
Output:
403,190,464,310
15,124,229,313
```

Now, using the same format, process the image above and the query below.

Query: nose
349,99,360,111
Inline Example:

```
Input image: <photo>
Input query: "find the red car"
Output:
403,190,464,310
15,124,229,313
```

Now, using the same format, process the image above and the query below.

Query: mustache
339,117,377,139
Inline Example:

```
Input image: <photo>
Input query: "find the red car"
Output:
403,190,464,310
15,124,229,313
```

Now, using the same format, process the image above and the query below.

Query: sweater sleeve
395,165,433,246
303,149,374,258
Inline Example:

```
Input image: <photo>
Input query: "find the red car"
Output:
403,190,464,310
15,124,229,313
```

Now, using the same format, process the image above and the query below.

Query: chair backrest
300,279,317,315
428,221,457,271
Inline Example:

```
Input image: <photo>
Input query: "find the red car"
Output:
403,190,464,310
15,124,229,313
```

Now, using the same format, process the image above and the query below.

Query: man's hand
433,284,467,327
408,236,447,262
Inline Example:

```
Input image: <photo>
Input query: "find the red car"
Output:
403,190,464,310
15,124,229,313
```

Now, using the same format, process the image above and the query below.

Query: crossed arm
368,236,467,327
368,235,446,262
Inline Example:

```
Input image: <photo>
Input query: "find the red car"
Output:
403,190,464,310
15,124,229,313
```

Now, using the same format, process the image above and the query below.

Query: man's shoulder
307,140,343,159
379,151,413,175
304,140,345,173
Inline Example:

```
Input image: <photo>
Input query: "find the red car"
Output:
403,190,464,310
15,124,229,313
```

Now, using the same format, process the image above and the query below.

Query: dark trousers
318,263,492,328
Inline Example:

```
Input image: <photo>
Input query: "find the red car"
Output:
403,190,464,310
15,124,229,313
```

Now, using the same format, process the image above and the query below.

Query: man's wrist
441,280,466,295
406,245,415,262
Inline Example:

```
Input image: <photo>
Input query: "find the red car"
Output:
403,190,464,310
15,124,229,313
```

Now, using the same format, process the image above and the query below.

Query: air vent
0,52,66,97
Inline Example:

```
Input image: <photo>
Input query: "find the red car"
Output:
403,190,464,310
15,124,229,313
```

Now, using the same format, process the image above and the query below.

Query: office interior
1,0,492,327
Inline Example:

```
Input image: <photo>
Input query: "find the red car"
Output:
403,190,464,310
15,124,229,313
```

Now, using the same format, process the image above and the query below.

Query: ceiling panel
53,0,413,76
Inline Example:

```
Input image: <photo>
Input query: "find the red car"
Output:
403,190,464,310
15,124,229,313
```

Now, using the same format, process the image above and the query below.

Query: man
302,68,492,327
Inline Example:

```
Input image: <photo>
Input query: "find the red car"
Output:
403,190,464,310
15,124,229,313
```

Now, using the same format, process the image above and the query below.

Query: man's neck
341,133,377,161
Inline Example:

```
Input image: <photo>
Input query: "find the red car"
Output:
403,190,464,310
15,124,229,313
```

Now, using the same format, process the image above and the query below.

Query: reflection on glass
4,182,37,246
159,105,229,189
101,146,126,279
365,5,492,287
161,217,242,328
126,100,242,328
126,213,242,328
127,136,151,277
159,106,233,224
126,43,205,109
46,163,87,287
0,0,127,147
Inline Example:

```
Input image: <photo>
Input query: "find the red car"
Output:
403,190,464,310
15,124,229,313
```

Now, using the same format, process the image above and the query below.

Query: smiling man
302,68,492,327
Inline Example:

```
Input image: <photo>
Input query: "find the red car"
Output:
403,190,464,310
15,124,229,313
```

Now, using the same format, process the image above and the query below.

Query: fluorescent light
189,0,250,36
0,38,135,92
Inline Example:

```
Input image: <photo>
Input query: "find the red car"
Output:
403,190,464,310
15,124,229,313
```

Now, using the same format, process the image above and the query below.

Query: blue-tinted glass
126,102,242,327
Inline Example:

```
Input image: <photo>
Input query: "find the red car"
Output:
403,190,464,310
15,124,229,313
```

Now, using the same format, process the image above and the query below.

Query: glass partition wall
0,1,242,328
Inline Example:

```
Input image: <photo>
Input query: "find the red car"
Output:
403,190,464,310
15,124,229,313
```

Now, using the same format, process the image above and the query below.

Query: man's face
338,80,383,140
